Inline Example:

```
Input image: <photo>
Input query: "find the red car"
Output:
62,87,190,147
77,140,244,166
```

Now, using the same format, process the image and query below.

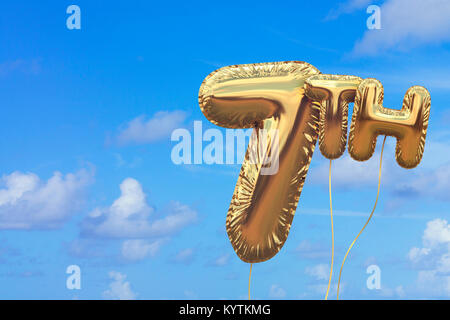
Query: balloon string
248,263,253,300
336,136,387,300
325,160,334,300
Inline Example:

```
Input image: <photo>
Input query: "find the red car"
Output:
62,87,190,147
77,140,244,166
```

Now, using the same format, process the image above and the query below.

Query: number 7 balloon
199,61,321,263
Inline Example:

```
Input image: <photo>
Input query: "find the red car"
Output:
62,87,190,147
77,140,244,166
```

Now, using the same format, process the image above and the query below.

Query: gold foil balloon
337,79,430,299
348,78,431,168
198,61,432,266
198,61,321,263
304,74,362,299
305,75,362,159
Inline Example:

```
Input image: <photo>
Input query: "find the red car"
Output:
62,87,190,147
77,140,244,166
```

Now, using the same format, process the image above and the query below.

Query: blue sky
1,0,450,299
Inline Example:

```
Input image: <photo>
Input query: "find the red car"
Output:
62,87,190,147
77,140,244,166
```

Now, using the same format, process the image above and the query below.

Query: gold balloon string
336,136,387,300
325,159,334,300
248,263,253,300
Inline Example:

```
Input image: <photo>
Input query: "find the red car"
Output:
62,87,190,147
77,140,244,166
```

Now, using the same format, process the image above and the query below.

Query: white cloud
422,219,450,247
408,219,450,297
269,284,286,299
116,111,186,145
395,285,406,298
294,240,331,260
393,163,450,201
309,150,389,189
419,137,450,169
409,219,450,265
102,271,137,300
82,178,197,238
113,153,143,169
75,178,196,262
171,248,195,264
305,264,330,281
416,270,450,298
66,238,107,259
376,284,406,298
325,0,373,20
210,253,230,267
298,282,342,299
353,0,450,55
121,239,165,261
302,264,343,298
0,170,91,229
408,247,431,263
308,135,450,204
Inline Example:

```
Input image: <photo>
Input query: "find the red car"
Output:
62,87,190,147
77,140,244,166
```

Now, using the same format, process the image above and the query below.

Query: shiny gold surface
198,61,321,263
348,78,431,168
305,75,362,159
198,62,432,264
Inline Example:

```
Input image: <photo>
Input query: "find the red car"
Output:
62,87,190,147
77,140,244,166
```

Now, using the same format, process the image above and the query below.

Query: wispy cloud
308,133,450,204
309,152,385,189
116,111,187,145
208,253,230,267
265,27,340,54
325,0,373,20
65,238,109,259
393,163,450,201
0,59,41,76
353,0,450,55
170,248,195,265
294,240,331,260
305,264,330,281
121,239,166,262
268,284,286,299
